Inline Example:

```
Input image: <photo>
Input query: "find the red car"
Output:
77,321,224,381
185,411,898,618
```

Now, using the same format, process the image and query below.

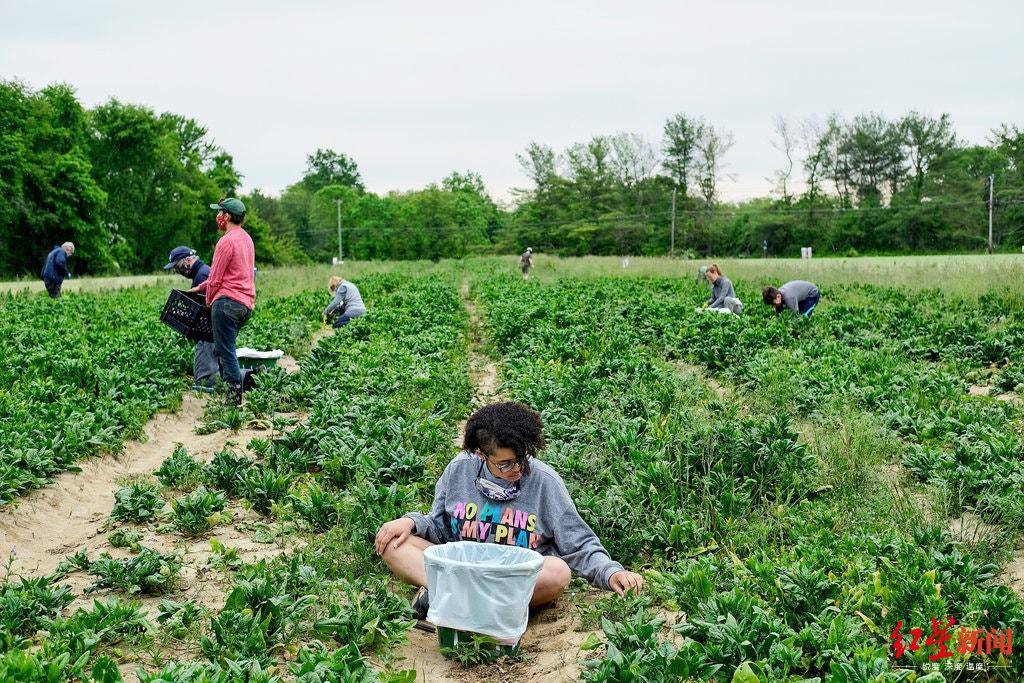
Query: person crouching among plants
763,280,820,317
375,401,644,618
322,276,366,328
704,263,743,314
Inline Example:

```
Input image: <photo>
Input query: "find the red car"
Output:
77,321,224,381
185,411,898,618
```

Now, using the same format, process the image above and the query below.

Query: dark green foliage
580,613,722,682
202,448,252,497
109,482,164,524
169,486,228,536
84,548,182,595
290,483,343,531
0,574,74,639
312,578,413,651
156,599,204,639
290,641,415,682
154,445,205,489
239,470,293,516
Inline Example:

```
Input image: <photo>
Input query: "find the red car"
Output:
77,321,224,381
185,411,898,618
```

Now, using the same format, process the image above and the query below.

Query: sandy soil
0,333,337,579
395,600,600,683
0,392,298,579
968,383,1021,404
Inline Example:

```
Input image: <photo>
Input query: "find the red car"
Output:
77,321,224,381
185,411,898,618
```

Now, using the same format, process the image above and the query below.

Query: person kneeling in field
763,280,820,317
322,276,366,328
704,263,743,314
375,401,644,618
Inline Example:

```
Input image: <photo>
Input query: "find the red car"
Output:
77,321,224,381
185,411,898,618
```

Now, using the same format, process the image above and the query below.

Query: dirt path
0,335,333,578
0,393,296,579
453,281,500,448
397,601,598,682
394,282,599,680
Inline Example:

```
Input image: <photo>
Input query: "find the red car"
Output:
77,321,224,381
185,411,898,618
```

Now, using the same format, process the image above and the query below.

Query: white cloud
2,0,1021,203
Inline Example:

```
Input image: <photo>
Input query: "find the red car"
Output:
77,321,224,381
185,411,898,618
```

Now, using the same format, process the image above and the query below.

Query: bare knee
380,536,430,587
548,557,571,590
535,557,571,600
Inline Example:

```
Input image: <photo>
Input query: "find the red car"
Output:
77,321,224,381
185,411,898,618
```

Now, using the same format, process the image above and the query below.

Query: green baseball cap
210,197,246,214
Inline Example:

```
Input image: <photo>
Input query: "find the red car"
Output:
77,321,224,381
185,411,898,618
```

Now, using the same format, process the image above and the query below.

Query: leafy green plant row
6,273,474,680
495,275,1024,526
0,286,331,505
472,274,1024,682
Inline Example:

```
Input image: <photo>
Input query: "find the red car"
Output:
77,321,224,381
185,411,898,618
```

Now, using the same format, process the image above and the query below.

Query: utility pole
335,199,344,262
987,174,994,254
670,188,677,256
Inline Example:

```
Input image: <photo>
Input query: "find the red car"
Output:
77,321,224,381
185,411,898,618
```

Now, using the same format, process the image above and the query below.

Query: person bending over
704,263,743,314
375,401,643,618
41,242,74,298
763,280,820,317
322,276,366,328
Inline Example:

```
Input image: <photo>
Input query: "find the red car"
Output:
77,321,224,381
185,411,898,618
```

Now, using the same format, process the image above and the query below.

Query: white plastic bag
234,347,284,360
423,541,543,644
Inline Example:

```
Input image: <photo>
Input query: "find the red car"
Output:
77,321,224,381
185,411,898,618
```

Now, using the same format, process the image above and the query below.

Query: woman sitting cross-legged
374,401,643,617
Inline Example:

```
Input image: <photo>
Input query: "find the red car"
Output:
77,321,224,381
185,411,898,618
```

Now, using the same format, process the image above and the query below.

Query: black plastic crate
161,289,214,342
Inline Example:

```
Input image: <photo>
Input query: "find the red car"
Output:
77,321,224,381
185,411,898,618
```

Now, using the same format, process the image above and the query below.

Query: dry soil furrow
0,333,334,578
453,281,500,448
396,285,599,681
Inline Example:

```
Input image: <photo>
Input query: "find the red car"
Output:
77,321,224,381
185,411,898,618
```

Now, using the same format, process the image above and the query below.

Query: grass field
1,255,1021,682
5,253,1022,299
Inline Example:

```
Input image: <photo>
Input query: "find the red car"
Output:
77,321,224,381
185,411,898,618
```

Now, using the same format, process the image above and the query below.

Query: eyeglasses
489,457,525,473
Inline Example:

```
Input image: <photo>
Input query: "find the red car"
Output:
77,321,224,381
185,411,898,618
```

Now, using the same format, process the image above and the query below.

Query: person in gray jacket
375,401,644,618
704,263,743,314
323,276,366,328
763,280,820,317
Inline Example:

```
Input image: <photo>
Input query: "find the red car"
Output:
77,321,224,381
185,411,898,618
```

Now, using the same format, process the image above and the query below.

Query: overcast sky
2,1,1021,204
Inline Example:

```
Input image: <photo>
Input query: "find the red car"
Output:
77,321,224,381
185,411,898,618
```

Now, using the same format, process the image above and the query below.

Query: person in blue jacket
41,242,75,298
164,246,219,391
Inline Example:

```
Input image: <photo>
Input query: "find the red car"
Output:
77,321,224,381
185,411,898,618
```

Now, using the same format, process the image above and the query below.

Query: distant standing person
41,242,74,298
165,246,219,391
190,198,256,404
520,247,534,280
704,264,743,314
323,276,366,328
763,280,820,317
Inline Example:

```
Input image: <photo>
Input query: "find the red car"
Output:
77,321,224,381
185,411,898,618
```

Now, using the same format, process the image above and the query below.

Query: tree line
1,79,1022,277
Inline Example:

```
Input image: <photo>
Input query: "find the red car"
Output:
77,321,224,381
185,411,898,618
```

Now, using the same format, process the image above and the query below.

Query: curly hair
462,401,545,475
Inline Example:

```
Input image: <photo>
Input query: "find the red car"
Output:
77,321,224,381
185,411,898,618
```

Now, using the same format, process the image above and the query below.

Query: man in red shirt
190,197,256,404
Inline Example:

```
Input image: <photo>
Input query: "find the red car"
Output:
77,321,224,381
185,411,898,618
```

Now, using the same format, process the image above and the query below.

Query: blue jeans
44,279,63,298
211,297,251,386
332,314,354,328
193,341,219,387
799,293,820,317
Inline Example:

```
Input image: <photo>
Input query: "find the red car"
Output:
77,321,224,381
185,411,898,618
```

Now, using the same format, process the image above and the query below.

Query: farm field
1,255,1022,682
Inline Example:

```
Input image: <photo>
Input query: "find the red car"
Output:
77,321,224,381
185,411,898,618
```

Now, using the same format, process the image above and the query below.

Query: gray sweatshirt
323,280,366,318
779,280,819,313
707,275,736,308
405,451,625,589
